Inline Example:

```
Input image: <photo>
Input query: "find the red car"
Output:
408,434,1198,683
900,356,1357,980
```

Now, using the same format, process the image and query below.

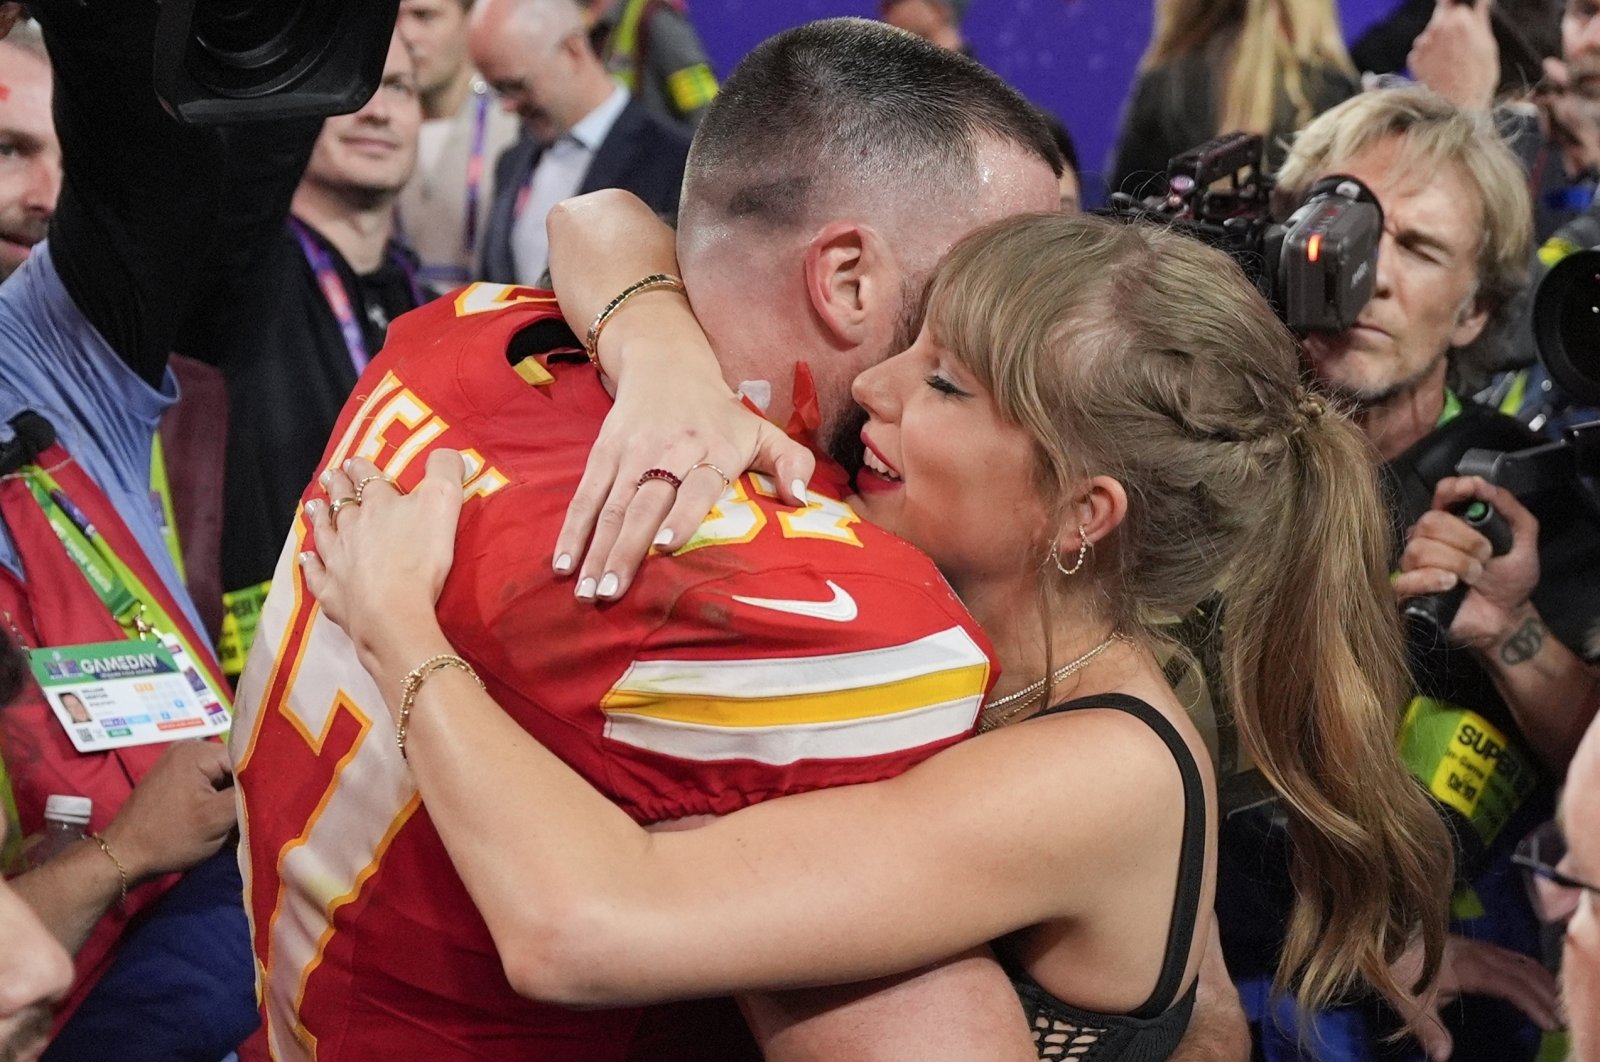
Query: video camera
1447,251,1600,508
1403,245,1600,632
1104,132,1384,335
153,0,401,124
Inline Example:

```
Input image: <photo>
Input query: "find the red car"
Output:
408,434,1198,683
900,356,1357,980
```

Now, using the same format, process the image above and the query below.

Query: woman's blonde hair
927,212,1451,1010
1143,0,1356,138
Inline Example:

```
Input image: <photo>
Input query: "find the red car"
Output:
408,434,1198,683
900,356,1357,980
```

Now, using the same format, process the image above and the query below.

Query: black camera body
153,0,401,124
1105,133,1384,335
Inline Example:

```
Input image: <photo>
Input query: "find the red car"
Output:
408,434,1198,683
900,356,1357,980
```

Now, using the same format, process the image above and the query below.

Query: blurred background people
0,23,57,283
879,0,969,54
1109,0,1359,198
1553,717,1600,1062
0,0,323,1050
583,0,718,130
217,31,425,680
475,0,689,286
396,0,521,294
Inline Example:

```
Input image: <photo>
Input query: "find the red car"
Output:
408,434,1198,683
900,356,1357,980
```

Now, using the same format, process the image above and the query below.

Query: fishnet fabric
1010,976,1196,1062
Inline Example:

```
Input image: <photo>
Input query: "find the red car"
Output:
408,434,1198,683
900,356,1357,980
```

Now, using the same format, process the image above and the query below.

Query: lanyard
1436,389,1463,429
290,218,423,376
17,463,227,710
148,434,185,582
463,90,491,257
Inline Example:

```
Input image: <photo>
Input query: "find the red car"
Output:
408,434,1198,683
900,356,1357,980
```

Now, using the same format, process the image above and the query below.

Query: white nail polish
342,458,354,472
318,470,332,487
576,577,597,600
597,572,619,598
553,553,574,573
652,528,674,548
791,479,807,501
297,551,315,566
305,499,323,517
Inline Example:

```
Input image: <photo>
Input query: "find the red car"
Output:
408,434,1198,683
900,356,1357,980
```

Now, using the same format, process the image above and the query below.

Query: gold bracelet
583,273,686,370
89,832,128,908
396,653,484,761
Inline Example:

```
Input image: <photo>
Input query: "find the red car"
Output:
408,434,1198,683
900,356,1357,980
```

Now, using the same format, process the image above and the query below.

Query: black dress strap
1029,692,1208,1020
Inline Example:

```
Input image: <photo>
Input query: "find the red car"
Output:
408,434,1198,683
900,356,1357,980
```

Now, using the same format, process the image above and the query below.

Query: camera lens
183,0,339,98
1533,249,1600,406
194,0,302,56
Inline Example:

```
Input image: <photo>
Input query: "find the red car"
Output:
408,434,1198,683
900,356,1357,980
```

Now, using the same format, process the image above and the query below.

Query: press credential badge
30,641,230,753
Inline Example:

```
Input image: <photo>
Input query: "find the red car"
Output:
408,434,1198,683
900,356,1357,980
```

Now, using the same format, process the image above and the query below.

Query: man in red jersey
232,18,1063,1061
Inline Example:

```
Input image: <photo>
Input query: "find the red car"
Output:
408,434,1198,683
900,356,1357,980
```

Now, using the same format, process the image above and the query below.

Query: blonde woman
302,213,1450,1059
1110,0,1359,197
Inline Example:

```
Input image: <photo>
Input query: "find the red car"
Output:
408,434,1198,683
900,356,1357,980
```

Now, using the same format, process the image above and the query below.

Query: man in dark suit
473,0,690,285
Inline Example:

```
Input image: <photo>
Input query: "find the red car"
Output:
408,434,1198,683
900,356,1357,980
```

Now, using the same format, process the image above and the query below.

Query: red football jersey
231,284,996,1061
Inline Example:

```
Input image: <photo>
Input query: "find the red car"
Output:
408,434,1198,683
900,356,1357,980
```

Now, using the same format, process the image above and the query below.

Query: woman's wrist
355,603,453,689
596,293,725,390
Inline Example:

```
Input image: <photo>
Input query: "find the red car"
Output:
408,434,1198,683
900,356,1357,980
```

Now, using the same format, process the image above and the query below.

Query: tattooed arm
1396,477,1600,773
1478,606,1600,775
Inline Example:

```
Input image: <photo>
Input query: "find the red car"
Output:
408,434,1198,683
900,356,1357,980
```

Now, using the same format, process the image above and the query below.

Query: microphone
0,412,57,476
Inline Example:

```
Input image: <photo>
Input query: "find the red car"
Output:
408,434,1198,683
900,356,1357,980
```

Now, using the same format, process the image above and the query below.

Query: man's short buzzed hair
683,18,1061,231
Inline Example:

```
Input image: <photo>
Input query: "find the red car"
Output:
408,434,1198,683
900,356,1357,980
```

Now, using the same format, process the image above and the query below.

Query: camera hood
1533,248,1600,407
154,0,400,124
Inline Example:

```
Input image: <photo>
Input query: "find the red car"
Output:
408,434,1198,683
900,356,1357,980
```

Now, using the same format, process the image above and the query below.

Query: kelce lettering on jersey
232,366,509,1062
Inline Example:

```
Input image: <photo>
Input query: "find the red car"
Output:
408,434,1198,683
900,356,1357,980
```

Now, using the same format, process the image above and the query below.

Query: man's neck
291,182,396,274
1356,358,1451,462
423,64,475,122
562,73,621,138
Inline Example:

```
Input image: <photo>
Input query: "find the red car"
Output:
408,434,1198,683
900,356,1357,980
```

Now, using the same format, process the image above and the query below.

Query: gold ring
687,461,732,491
353,474,391,505
328,496,359,527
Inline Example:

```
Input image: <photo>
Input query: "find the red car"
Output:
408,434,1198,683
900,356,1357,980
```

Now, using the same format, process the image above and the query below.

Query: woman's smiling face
848,317,1054,595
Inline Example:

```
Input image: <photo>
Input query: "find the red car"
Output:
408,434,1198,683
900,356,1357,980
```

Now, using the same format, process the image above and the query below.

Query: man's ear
803,221,890,348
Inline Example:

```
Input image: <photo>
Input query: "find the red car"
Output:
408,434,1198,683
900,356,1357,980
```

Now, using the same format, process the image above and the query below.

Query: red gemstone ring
636,468,684,490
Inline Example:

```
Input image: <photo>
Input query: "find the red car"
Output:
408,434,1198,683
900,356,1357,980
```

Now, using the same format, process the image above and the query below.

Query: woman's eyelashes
924,371,971,398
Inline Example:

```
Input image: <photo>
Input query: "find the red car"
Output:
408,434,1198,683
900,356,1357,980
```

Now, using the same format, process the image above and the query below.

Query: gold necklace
976,632,1129,734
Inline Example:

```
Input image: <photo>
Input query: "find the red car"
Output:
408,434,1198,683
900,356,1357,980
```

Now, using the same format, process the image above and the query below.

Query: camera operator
0,0,320,1053
1218,84,1600,1062
1397,475,1600,762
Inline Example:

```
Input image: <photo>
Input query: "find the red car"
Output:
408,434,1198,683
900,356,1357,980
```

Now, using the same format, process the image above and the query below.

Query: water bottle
28,794,92,869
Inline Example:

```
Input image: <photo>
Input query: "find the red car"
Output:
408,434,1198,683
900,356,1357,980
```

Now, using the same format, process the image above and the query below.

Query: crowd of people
0,0,1598,1061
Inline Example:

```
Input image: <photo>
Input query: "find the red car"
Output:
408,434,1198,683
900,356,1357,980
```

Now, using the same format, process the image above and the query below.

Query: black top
216,223,422,596
998,693,1206,1061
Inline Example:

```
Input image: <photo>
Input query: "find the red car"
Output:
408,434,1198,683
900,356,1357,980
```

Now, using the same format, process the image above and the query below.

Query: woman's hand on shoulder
552,363,814,603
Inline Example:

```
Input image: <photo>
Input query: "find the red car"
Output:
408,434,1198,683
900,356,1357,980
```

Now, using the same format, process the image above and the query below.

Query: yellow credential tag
1399,696,1538,845
220,580,272,678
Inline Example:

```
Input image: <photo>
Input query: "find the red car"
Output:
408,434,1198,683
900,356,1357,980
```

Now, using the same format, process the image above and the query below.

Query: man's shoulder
614,96,693,153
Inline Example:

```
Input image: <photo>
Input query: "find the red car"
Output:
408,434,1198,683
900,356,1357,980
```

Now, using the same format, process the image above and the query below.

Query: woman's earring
1051,525,1090,577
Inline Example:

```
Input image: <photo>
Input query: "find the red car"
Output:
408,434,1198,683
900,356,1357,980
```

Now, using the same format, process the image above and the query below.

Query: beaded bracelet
583,273,686,369
396,653,484,760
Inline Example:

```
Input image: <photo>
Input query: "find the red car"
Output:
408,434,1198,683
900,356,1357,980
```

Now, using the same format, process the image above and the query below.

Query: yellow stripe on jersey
599,626,989,764
602,664,989,727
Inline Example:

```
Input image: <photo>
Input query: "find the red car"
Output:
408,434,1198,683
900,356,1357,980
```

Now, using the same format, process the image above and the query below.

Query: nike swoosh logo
731,581,858,623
